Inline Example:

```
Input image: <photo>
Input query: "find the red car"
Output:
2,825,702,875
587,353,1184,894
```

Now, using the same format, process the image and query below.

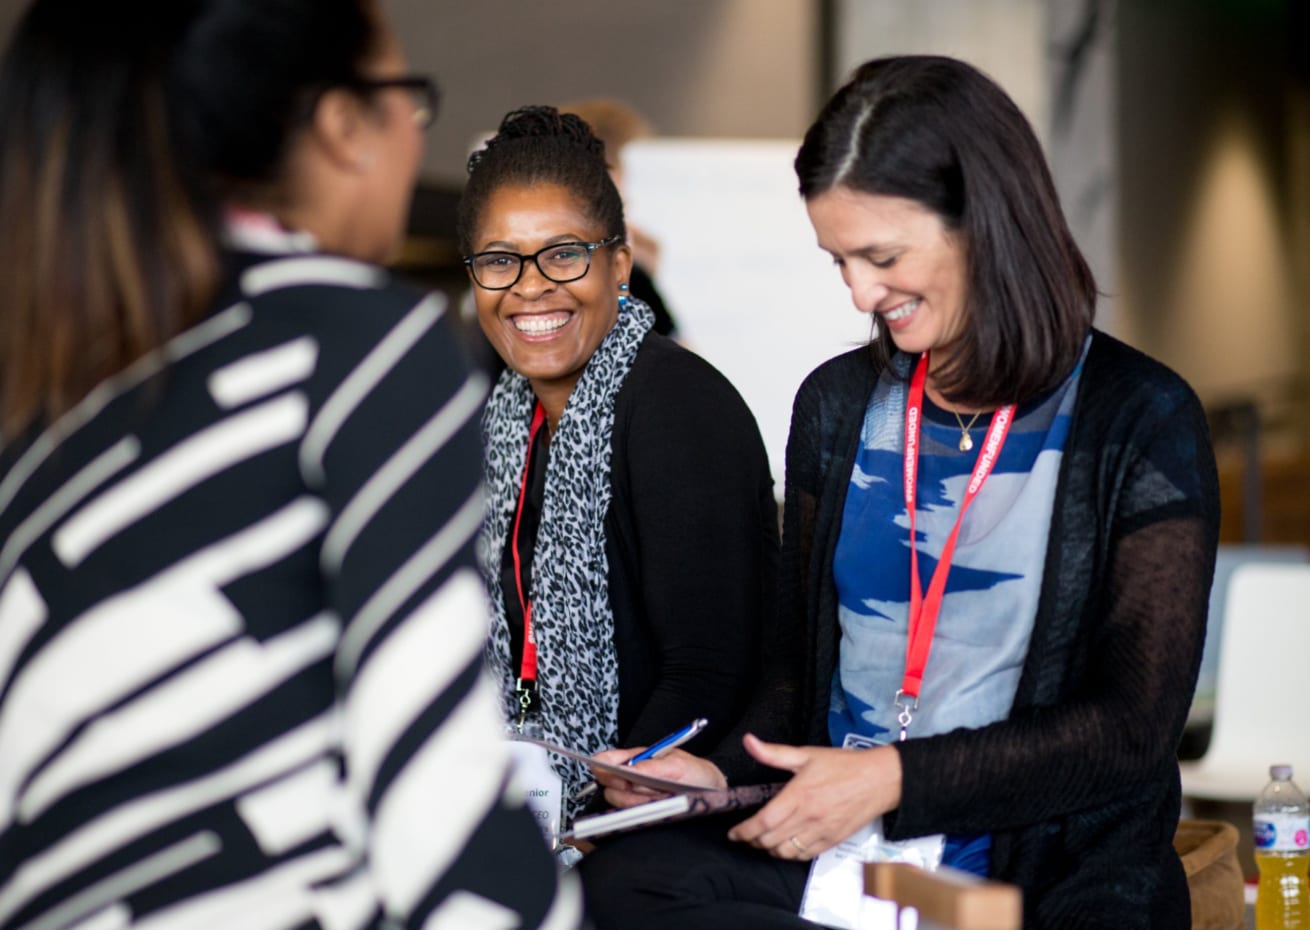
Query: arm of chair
865,862,1022,930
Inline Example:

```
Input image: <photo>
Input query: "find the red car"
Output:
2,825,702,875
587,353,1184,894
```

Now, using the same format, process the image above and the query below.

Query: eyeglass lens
470,243,595,288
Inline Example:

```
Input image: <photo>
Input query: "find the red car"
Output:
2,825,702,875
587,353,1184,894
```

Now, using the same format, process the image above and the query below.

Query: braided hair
456,105,626,254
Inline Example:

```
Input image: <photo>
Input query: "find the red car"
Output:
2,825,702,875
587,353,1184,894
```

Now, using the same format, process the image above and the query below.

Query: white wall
623,139,868,485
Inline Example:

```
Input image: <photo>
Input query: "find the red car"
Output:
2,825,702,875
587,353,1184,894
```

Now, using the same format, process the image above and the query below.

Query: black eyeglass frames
349,74,441,129
463,236,624,290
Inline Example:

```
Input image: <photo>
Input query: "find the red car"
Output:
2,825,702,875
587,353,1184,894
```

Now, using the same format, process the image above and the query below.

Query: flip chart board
624,139,873,491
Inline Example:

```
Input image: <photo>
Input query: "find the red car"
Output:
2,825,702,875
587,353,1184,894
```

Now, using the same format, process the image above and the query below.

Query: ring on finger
789,835,809,855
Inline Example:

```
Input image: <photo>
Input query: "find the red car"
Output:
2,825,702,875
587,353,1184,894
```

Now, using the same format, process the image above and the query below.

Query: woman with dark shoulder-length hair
580,55,1218,930
458,106,777,829
0,2,577,927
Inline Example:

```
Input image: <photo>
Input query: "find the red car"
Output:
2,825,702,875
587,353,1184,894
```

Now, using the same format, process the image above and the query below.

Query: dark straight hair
457,105,625,255
795,55,1096,407
0,0,380,441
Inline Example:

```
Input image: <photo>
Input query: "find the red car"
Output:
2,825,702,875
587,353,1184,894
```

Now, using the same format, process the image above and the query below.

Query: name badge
797,734,944,930
506,738,563,847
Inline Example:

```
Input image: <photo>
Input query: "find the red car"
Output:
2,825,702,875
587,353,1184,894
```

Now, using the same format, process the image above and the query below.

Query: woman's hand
590,747,728,809
726,734,902,860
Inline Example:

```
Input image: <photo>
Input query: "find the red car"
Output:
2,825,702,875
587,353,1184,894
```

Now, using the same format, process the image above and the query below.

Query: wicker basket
1173,819,1245,930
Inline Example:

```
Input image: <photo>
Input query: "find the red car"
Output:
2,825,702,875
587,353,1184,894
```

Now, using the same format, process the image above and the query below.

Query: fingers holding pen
592,747,645,768
588,752,665,808
592,748,727,809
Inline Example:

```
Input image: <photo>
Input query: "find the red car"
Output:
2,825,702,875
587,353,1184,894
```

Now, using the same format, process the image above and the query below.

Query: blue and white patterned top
829,343,1088,749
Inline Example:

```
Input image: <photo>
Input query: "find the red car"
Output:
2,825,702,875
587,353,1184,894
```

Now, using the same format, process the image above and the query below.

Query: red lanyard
511,403,547,727
897,352,1015,740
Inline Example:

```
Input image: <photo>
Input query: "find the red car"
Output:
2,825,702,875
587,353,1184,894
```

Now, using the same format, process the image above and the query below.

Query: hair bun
467,104,605,174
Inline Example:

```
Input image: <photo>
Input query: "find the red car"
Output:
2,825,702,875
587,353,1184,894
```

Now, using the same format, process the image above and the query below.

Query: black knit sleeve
608,340,777,758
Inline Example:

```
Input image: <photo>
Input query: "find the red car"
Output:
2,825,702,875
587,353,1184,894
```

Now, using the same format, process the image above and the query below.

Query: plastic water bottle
1254,764,1310,930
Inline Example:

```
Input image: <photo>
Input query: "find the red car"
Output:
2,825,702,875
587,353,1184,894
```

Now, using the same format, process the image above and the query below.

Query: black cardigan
709,331,1220,929
602,332,779,754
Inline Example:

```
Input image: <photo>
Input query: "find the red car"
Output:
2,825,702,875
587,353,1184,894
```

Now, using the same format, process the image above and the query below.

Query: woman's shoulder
228,251,444,359
790,344,884,425
232,251,434,325
224,251,465,397
1082,329,1205,417
621,331,746,407
1085,330,1187,387
616,332,767,448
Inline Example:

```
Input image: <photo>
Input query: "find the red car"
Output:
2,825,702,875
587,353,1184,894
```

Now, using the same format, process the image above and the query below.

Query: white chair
1186,544,1308,730
1180,562,1310,801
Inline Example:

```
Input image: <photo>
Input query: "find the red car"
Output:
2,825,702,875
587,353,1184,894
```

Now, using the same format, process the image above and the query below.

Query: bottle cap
1270,764,1293,780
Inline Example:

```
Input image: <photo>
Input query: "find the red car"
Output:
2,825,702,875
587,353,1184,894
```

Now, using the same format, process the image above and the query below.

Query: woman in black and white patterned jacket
0,2,577,928
460,107,779,824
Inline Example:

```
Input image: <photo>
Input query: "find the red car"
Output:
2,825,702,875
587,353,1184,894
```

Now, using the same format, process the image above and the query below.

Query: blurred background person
457,106,776,825
580,55,1219,930
0,1,579,927
558,98,680,340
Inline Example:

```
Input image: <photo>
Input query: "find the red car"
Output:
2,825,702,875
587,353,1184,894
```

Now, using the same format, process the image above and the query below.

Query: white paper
799,817,941,930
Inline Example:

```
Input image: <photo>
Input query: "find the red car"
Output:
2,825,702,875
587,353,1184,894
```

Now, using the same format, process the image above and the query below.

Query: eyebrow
857,236,906,252
822,242,905,260
479,233,593,251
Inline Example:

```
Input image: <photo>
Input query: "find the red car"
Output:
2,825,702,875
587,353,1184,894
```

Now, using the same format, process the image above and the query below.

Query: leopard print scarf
481,299,655,821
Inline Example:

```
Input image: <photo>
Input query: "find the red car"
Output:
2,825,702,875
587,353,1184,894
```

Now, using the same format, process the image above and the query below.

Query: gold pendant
958,432,973,452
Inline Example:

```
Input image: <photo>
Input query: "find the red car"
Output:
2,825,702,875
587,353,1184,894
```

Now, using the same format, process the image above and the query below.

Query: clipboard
509,734,785,842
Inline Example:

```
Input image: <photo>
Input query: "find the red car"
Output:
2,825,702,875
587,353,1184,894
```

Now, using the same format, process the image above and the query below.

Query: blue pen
625,717,709,766
572,718,710,800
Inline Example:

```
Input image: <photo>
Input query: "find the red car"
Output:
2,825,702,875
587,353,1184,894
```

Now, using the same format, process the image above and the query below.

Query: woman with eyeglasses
0,2,578,927
458,106,778,826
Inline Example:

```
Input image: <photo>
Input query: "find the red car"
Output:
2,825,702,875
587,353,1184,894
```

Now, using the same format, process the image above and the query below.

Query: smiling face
471,182,631,415
806,186,971,376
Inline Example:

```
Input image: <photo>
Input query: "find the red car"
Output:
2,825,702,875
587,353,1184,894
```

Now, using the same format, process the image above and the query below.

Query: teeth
885,299,919,322
514,315,569,335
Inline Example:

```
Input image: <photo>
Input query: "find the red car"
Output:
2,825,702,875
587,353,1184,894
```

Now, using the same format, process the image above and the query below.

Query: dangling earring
618,282,630,309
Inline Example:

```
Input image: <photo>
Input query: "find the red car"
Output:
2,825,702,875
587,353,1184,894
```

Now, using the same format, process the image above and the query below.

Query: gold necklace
952,410,983,452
